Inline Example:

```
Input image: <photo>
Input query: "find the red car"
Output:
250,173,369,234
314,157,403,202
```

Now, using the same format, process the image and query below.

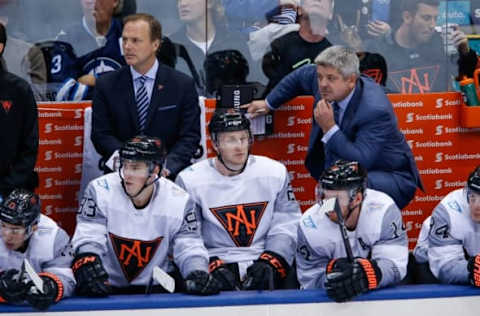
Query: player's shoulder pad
36,214,59,234
251,155,288,175
300,204,328,231
440,189,467,215
92,173,117,192
160,177,189,198
362,188,396,215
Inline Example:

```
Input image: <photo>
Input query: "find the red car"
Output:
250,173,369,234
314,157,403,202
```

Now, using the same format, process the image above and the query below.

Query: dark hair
0,22,6,47
123,13,162,42
402,0,440,14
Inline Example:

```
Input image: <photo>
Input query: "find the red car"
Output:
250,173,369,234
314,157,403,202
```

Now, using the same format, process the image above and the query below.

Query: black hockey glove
0,269,28,304
72,252,111,297
467,254,480,287
325,258,382,302
242,251,289,290
326,257,352,274
25,272,63,311
209,257,240,291
185,270,220,295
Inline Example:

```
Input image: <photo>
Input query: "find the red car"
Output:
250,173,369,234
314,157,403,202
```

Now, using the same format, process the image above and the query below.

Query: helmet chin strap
217,152,249,174
215,142,250,174
120,165,161,200
344,200,362,231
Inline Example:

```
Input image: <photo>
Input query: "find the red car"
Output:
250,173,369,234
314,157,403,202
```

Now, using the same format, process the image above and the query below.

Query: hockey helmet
119,135,165,167
468,166,480,194
320,160,367,192
208,110,251,141
0,189,41,229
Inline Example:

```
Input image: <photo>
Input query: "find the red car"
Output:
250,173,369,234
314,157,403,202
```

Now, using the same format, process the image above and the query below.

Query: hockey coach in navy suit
244,45,423,209
92,13,200,180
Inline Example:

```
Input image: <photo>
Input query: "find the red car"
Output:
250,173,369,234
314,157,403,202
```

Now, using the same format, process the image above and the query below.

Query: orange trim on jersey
356,259,378,290
39,272,63,302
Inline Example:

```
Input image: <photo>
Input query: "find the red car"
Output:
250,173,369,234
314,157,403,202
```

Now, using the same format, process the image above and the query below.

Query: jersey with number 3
71,173,209,287
428,188,480,284
176,155,301,268
296,188,408,289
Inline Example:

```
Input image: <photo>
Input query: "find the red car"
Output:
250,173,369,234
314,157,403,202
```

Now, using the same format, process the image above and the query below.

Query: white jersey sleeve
41,228,76,298
296,223,330,289
413,216,431,264
172,198,209,277
372,203,408,287
428,190,470,284
71,180,108,256
265,164,301,264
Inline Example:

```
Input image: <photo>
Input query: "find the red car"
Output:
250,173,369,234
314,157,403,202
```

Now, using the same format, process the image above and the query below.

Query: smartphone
371,0,390,22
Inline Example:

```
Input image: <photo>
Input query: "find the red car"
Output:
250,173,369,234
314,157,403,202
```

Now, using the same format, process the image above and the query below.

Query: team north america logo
109,233,162,282
210,202,268,247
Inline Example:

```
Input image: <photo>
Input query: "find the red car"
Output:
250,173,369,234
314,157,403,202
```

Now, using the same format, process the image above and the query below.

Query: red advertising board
36,93,480,249
36,102,90,235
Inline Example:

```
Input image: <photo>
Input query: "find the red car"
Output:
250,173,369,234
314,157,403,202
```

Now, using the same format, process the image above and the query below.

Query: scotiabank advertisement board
37,93,480,248
36,102,90,235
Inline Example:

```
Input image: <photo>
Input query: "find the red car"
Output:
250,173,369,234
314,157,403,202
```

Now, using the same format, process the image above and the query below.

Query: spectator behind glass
169,0,255,95
247,0,300,62
243,46,423,209
368,0,477,94
0,23,39,198
39,0,130,101
262,0,335,95
221,0,278,34
0,0,47,100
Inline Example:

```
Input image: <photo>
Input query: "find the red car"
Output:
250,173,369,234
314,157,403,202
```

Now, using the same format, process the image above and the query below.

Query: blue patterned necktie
332,101,340,125
136,76,149,132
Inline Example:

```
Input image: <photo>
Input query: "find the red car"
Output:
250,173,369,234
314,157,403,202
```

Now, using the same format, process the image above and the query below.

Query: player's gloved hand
72,252,111,297
326,257,351,274
324,258,381,302
209,257,239,291
467,254,480,287
242,251,289,290
25,272,63,311
185,270,220,295
0,269,28,304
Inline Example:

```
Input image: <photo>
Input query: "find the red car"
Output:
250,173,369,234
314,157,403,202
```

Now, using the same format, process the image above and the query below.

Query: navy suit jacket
91,63,201,178
267,65,423,209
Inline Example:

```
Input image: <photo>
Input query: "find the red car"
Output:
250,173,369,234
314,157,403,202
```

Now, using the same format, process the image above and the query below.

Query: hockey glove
185,270,220,295
467,255,480,287
0,269,28,304
25,272,63,311
209,257,240,291
326,257,352,274
72,252,111,297
325,258,381,302
242,251,289,290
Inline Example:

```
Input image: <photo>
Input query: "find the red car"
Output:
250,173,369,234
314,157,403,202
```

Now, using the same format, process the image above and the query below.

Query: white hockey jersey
0,214,75,298
413,216,431,264
71,173,209,288
297,188,408,289
428,188,480,284
176,155,301,277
